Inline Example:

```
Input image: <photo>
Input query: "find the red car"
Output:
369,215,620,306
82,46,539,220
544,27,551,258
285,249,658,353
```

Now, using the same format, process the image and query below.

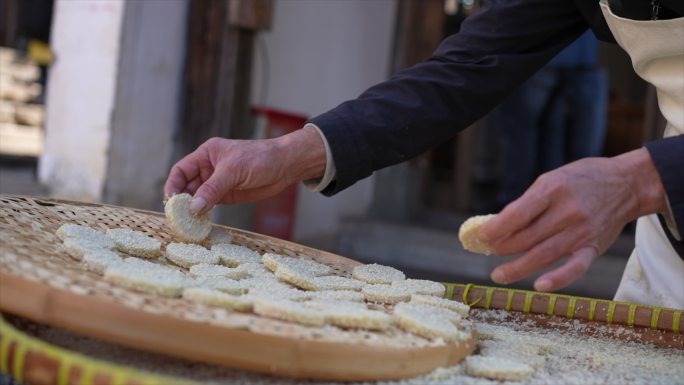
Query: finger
191,165,236,215
164,166,190,197
492,205,575,256
534,246,597,292
490,230,572,285
480,189,550,246
184,177,203,195
163,152,205,197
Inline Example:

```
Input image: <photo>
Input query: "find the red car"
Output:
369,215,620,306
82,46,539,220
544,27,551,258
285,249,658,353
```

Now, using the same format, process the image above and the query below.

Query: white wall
251,0,398,245
39,0,187,208
104,0,188,210
39,0,125,201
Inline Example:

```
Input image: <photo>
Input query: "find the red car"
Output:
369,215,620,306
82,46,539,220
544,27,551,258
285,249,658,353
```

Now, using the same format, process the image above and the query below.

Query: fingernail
491,269,507,284
535,279,552,292
190,197,207,214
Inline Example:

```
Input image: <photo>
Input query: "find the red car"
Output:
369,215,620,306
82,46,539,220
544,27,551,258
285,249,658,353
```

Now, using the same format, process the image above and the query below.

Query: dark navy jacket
309,0,684,251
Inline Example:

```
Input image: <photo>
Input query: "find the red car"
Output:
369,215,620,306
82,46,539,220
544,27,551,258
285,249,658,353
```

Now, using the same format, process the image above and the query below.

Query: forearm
274,124,327,184
614,147,668,220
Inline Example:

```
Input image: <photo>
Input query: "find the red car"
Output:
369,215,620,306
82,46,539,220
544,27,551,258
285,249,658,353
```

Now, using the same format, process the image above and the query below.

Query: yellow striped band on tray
445,283,684,334
0,315,193,385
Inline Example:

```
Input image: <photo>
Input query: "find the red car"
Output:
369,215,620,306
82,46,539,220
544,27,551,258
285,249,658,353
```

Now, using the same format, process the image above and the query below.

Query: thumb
191,168,233,215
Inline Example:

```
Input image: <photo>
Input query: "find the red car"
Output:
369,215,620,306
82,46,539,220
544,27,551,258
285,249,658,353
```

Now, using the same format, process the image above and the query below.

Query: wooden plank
228,0,273,30
179,0,257,156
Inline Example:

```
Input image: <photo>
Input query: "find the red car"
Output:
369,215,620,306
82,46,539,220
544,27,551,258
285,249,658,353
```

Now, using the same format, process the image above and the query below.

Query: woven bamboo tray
0,195,475,382
2,291,683,385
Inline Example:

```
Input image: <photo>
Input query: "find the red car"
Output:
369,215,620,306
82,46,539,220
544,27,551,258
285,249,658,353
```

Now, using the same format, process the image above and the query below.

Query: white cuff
662,195,681,241
302,123,336,192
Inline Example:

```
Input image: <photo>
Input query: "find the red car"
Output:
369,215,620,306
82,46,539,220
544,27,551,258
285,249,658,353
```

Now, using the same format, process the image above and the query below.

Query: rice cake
458,214,496,255
104,261,190,297
352,263,405,284
211,244,261,267
166,242,219,268
165,193,212,243
362,284,412,304
410,294,470,317
253,298,326,326
189,263,248,279
193,276,249,295
62,237,114,261
393,302,468,342
391,279,446,297
307,290,365,302
82,249,123,274
56,223,115,248
262,253,332,276
182,287,252,312
106,228,161,258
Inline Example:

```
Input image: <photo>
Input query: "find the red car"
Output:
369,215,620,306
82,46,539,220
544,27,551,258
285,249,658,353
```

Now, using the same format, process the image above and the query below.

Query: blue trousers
496,67,608,207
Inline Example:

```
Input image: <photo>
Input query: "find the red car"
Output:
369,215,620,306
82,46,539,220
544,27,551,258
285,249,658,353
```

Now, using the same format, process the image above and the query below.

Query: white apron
599,3,684,309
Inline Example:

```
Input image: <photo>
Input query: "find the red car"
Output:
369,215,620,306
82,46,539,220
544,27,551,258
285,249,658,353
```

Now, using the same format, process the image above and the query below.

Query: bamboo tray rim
445,283,683,335
0,194,475,382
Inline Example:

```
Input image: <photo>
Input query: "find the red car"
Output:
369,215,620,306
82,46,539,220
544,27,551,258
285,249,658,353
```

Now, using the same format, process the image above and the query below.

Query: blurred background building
0,0,666,299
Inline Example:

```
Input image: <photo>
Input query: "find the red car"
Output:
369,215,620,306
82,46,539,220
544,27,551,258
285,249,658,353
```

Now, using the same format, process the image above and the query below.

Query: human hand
163,125,326,215
479,148,667,292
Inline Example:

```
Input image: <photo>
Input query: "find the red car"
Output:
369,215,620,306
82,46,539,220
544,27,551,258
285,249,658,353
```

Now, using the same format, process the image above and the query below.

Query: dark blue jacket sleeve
309,0,589,195
645,135,684,244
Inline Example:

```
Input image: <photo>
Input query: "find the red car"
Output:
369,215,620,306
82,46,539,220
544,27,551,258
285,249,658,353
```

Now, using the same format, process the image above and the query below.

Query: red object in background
251,107,308,241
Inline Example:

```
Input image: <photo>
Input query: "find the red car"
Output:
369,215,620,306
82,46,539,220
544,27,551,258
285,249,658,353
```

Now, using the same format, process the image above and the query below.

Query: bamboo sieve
0,195,475,381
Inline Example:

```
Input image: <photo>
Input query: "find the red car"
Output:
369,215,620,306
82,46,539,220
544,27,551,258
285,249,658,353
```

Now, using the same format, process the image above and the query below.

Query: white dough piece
55,223,114,248
165,193,212,243
238,262,272,278
352,263,405,284
104,261,190,297
396,302,462,323
211,243,261,267
82,249,123,274
464,356,534,381
393,302,468,342
310,275,365,291
166,242,219,268
410,294,471,317
106,228,161,258
262,253,332,276
248,284,311,301
204,228,233,246
362,284,412,304
391,279,446,297
182,287,252,311
189,263,248,279
253,297,326,326
274,264,317,290
327,308,393,331
122,257,183,275
192,276,249,295
62,237,114,261
458,214,496,255
307,290,365,302
312,302,392,331
303,299,368,311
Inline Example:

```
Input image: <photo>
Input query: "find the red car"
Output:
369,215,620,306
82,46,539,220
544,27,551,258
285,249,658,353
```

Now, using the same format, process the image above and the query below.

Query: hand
163,125,327,215
479,148,667,292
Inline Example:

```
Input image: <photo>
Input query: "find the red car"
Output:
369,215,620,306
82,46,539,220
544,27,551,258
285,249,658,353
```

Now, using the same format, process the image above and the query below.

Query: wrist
614,147,668,218
273,125,327,184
